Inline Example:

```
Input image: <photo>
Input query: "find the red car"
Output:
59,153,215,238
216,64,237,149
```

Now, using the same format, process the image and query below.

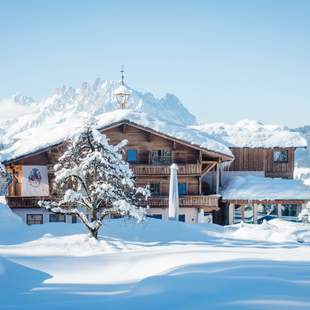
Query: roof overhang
2,119,234,165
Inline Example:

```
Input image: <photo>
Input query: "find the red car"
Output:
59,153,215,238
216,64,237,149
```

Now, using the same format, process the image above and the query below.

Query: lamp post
114,66,131,109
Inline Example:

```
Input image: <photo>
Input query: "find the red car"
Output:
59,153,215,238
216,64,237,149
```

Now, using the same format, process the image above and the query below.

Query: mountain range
0,77,309,168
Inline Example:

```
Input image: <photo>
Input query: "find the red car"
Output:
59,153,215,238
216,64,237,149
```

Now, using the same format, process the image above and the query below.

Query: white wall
146,207,198,223
14,207,202,225
12,208,73,224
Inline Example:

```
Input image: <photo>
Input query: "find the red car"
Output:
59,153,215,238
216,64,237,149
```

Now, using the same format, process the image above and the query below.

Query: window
178,214,186,222
72,214,77,224
243,205,254,223
257,204,278,223
178,183,187,195
233,205,242,224
27,214,43,225
127,149,137,162
151,149,171,164
273,149,288,162
149,183,160,195
203,212,213,224
281,204,298,218
147,214,162,220
49,214,66,223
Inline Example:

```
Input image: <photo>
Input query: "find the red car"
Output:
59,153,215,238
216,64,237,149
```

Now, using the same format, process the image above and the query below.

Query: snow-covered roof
113,85,131,95
0,109,233,163
192,120,307,148
221,175,310,201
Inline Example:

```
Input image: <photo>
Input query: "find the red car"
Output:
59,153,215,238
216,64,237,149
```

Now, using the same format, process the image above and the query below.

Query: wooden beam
145,132,152,142
201,162,217,177
224,199,307,205
216,162,220,194
122,124,127,133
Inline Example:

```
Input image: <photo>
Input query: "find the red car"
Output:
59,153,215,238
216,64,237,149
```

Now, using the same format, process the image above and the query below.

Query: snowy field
1,203,310,309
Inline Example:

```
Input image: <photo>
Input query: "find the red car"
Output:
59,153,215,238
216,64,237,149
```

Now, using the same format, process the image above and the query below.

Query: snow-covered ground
1,203,310,309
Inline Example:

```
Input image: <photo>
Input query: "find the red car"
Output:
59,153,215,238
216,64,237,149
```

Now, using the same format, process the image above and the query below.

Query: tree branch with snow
298,203,310,224
0,164,12,195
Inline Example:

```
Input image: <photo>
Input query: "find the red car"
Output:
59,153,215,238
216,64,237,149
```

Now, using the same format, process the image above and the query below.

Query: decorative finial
113,66,132,110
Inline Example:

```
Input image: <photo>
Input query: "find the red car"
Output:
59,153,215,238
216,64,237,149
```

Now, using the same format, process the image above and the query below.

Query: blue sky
1,0,309,127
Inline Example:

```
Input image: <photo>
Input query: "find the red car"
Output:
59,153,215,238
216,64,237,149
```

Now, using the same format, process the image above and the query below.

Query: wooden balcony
6,196,48,208
131,164,201,176
138,195,220,208
7,194,220,209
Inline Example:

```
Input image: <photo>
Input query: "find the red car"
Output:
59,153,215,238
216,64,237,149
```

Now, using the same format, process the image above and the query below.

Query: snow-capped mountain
0,77,309,170
19,78,196,126
0,78,196,142
292,125,310,167
0,78,198,158
193,120,307,148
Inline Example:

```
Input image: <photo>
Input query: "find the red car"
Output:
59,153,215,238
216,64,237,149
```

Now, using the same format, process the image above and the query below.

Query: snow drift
1,203,310,309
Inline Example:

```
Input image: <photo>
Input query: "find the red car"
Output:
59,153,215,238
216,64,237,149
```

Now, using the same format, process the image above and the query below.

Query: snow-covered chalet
2,91,310,225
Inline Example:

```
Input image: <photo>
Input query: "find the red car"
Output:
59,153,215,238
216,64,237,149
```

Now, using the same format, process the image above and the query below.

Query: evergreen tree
40,122,150,239
298,203,310,224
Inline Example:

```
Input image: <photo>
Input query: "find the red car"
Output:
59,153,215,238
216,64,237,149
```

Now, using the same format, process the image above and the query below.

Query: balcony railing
131,164,201,176
6,197,48,208
151,155,172,165
7,195,220,209
138,195,220,208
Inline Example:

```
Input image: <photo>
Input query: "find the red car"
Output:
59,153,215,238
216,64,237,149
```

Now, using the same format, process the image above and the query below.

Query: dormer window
273,149,288,163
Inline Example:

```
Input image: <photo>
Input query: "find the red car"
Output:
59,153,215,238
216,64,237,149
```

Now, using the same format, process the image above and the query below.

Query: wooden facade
4,119,306,225
227,147,295,179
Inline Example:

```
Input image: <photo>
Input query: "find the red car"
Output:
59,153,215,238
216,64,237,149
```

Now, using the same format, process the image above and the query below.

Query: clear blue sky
1,0,309,127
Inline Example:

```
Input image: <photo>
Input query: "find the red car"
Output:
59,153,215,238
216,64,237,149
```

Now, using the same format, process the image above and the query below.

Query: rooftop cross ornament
120,65,125,86
114,65,131,109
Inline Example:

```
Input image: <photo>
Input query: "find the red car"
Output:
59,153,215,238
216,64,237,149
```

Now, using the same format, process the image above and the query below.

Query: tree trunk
90,227,99,239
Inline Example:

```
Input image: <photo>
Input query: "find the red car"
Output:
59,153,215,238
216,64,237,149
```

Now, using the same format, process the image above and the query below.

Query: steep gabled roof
1,109,233,164
98,120,233,161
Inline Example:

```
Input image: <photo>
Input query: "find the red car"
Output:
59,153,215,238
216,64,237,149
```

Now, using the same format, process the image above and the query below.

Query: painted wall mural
22,165,49,197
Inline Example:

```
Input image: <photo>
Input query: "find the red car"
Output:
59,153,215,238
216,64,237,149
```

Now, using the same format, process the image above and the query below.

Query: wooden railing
6,197,49,208
131,164,201,176
7,194,220,209
138,195,220,208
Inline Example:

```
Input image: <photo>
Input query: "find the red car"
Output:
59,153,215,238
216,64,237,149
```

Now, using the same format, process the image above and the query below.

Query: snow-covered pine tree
298,203,310,224
39,121,150,239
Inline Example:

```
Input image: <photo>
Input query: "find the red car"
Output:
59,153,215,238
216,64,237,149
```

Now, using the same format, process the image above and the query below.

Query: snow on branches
0,164,12,195
39,121,150,238
298,203,310,224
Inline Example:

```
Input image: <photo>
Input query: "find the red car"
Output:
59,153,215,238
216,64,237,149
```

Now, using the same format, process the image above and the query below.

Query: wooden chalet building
3,117,233,225
220,146,310,224
196,120,310,225
2,88,310,226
